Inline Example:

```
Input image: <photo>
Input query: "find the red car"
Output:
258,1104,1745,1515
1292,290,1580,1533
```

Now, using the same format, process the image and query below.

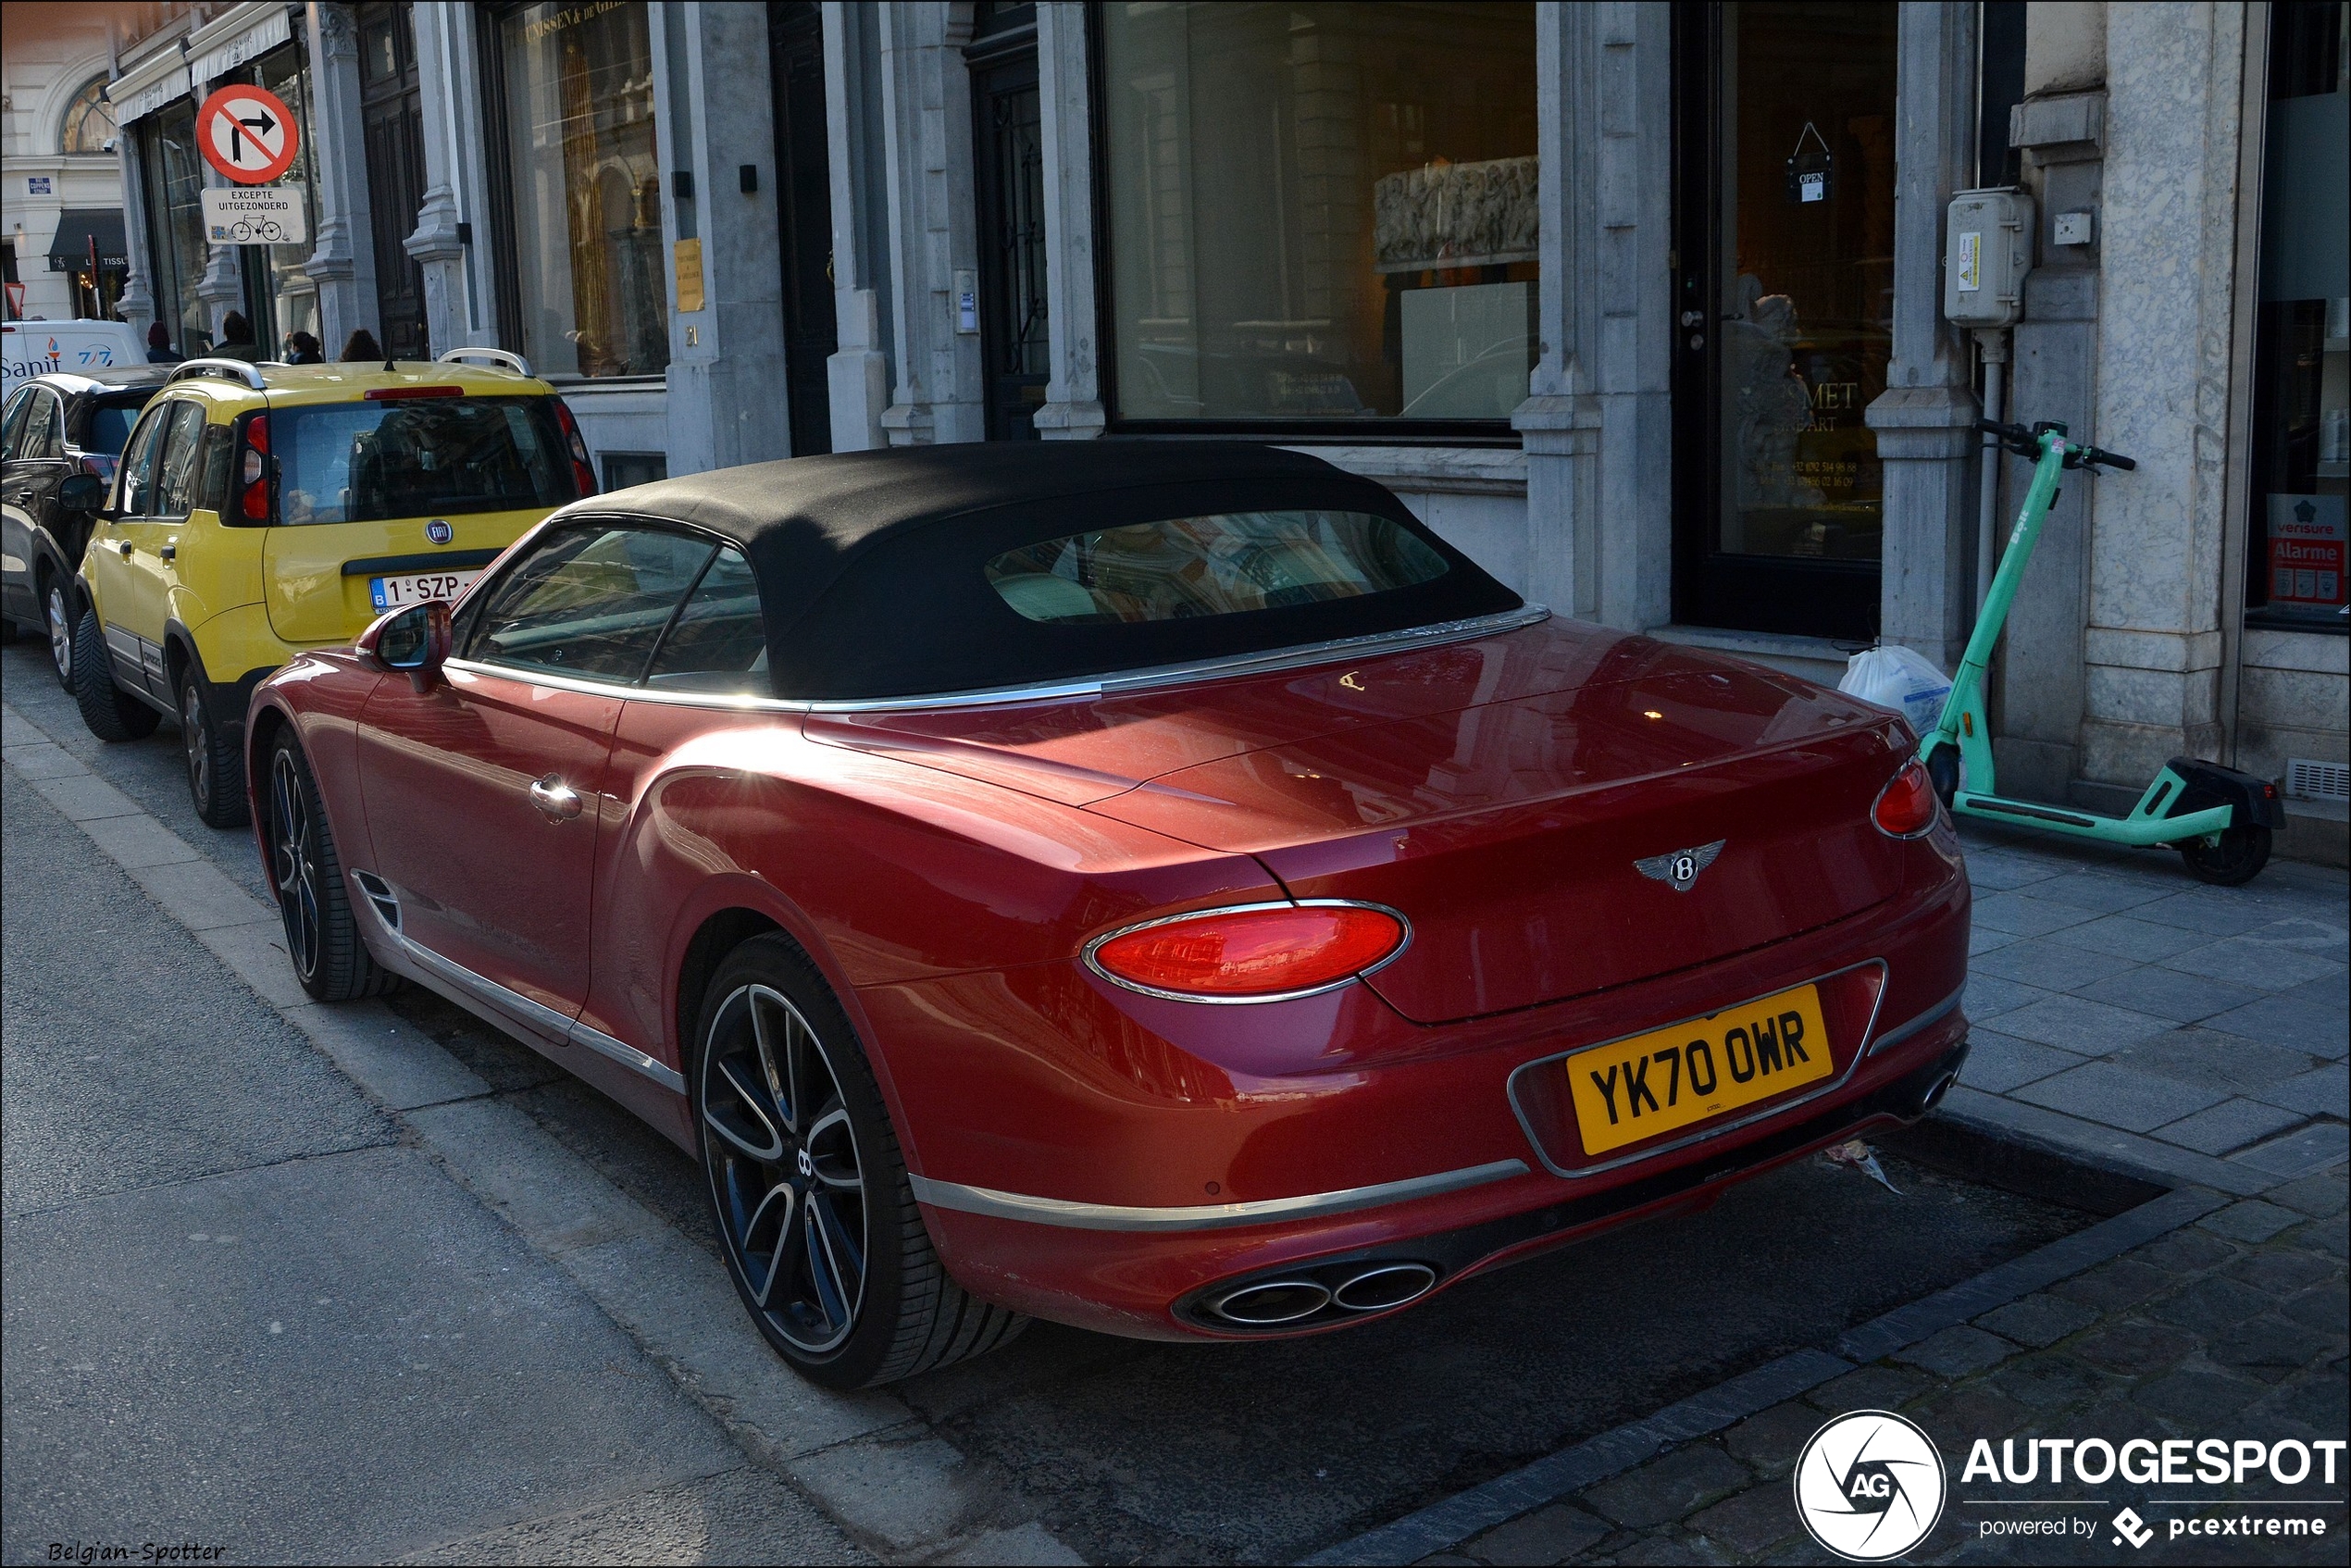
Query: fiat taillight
1873,758,1939,839
551,397,597,498
1086,902,1409,1002
238,413,272,523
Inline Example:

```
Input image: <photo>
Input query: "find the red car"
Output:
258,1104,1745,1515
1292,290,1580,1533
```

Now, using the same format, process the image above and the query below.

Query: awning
45,210,130,272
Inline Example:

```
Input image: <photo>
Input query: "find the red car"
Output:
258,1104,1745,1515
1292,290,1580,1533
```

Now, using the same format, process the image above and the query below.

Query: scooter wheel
1923,743,1960,808
2179,823,2270,886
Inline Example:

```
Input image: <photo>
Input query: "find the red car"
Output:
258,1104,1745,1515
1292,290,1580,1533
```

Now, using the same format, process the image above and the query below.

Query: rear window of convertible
276,396,575,525
984,510,1449,625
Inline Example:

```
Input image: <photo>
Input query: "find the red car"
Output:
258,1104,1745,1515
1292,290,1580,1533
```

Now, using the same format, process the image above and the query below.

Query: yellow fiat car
62,351,594,825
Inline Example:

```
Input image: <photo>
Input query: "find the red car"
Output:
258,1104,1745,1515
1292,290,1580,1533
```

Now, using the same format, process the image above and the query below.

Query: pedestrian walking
284,331,324,364
340,328,384,363
144,322,181,364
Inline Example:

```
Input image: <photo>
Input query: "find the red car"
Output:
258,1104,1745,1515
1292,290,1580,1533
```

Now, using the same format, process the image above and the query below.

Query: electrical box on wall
1944,188,2034,330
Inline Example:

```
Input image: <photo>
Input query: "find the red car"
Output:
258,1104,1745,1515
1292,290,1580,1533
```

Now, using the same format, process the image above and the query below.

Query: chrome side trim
353,887,685,1094
569,1018,688,1093
441,604,1549,717
906,1158,1529,1232
1504,959,1892,1182
1865,981,1967,1057
1080,899,1413,1005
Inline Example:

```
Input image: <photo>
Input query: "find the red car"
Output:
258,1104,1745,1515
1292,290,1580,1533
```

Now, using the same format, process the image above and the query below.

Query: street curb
0,702,1079,1567
1297,1179,2231,1565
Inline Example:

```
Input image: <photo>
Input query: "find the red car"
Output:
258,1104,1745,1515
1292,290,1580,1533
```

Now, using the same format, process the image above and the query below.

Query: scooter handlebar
1977,418,2135,471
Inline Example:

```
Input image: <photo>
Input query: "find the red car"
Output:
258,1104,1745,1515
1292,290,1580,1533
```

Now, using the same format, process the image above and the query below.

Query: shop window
138,101,213,358
61,76,117,156
491,1,668,380
1097,2,1537,429
2246,1,2349,631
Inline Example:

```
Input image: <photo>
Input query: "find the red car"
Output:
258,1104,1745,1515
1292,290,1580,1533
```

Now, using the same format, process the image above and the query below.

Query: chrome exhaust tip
1331,1262,1438,1313
1917,1070,1959,1115
1211,1278,1332,1325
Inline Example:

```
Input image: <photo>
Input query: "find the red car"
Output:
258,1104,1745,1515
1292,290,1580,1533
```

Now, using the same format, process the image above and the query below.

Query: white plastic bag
1838,644,1953,736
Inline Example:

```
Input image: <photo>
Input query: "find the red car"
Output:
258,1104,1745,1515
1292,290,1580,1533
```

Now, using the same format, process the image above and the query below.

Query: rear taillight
1087,902,1409,1002
239,413,272,522
1873,758,1939,839
551,398,596,497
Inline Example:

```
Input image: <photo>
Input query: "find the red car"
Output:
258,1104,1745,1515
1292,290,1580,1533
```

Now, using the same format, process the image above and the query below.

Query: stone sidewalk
1941,819,2346,1191
1436,1169,2348,1566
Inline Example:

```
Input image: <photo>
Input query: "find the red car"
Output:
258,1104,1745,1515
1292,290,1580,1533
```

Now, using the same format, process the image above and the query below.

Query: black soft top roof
578,440,1523,701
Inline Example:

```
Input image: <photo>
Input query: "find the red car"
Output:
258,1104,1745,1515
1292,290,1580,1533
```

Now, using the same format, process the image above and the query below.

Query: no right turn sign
196,85,301,185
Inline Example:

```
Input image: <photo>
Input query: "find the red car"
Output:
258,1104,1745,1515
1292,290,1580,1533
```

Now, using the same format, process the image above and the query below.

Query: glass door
969,5,1047,441
1672,2,1897,641
769,0,838,455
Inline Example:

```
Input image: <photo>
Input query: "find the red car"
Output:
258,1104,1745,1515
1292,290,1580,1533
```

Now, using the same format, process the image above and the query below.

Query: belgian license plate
1567,982,1831,1155
369,570,478,610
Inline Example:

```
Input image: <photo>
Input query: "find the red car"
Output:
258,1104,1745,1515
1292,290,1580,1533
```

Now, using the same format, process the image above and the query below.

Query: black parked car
1,367,169,685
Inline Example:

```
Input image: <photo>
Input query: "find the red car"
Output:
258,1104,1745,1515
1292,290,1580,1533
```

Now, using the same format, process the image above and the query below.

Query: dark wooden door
358,1,428,360
768,1,838,455
1670,2,1896,641
969,16,1046,442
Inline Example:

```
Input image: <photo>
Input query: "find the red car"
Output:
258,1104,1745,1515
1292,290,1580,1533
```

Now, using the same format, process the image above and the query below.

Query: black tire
2179,823,2270,886
69,605,160,741
692,934,1026,1388
0,612,16,644
44,578,76,689
178,666,250,828
263,731,392,1002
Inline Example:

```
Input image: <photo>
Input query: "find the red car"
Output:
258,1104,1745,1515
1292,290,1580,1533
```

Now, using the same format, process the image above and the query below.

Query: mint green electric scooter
1918,419,2285,885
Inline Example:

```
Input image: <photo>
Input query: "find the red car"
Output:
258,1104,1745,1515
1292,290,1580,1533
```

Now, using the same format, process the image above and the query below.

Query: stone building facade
2,5,131,324
104,1,2346,859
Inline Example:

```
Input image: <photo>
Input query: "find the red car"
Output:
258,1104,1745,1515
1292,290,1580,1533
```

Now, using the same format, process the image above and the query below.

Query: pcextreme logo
1794,1411,1947,1562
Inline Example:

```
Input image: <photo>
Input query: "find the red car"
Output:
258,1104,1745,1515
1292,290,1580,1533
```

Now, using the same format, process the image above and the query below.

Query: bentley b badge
1636,839,1725,893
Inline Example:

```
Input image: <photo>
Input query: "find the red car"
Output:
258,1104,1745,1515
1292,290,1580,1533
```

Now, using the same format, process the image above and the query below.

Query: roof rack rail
166,358,268,392
436,346,533,378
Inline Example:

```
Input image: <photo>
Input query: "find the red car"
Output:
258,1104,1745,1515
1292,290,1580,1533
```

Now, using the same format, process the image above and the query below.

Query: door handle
118,541,133,558
161,541,176,564
529,774,583,821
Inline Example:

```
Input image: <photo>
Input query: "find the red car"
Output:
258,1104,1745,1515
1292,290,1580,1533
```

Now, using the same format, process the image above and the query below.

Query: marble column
822,1,893,451
656,0,792,477
1863,2,1982,674
876,2,985,446
302,1,377,355
405,3,479,357
112,132,156,341
2080,2,2247,783
1511,2,1603,620
1031,2,1102,441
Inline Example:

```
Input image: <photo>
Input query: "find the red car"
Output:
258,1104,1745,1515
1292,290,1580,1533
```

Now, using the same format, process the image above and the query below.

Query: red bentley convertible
247,442,1970,1388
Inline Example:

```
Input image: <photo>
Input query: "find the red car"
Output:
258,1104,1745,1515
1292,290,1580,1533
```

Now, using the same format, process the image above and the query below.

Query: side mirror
57,473,107,514
358,600,454,692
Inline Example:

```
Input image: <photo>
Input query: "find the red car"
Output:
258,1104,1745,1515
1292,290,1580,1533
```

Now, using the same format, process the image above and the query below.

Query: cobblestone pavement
1437,1169,2348,1566
1941,819,2346,1189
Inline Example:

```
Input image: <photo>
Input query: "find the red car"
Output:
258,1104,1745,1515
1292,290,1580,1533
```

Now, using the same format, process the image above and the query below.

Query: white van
3,320,148,386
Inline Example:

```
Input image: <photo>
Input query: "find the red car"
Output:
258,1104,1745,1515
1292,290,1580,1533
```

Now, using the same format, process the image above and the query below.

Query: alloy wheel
269,750,321,979
181,682,209,806
701,984,868,1356
46,585,72,684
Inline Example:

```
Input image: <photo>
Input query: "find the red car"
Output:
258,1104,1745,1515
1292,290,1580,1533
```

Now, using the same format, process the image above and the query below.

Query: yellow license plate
1567,983,1831,1155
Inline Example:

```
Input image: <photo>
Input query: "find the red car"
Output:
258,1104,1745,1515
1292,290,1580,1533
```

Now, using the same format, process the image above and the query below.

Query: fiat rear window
276,397,575,526
984,509,1449,625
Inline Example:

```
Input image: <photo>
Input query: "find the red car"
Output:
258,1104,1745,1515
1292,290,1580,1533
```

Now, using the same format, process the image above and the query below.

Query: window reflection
499,1,668,379
1101,1,1537,424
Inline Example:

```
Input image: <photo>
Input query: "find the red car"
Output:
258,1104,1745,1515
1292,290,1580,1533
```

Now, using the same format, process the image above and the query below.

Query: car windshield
276,396,574,526
984,509,1449,625
84,397,149,454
